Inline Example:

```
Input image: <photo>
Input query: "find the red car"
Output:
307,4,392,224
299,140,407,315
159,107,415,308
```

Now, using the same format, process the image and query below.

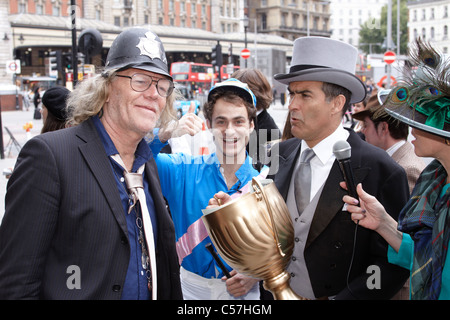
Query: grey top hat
274,37,366,103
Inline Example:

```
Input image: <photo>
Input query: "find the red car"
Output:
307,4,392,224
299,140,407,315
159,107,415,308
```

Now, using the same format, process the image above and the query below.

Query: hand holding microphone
333,140,387,229
333,140,365,226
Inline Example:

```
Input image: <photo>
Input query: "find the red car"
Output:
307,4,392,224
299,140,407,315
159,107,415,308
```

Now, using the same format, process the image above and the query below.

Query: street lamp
243,16,249,68
305,0,330,37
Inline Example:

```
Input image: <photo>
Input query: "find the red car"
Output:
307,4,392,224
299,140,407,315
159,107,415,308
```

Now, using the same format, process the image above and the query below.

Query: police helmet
104,27,171,80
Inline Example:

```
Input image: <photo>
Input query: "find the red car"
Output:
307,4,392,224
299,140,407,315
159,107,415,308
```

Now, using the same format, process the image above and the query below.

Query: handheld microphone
333,140,361,299
333,140,358,200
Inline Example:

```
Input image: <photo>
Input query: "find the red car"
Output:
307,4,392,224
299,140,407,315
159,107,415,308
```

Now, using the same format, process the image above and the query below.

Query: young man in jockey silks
150,79,268,300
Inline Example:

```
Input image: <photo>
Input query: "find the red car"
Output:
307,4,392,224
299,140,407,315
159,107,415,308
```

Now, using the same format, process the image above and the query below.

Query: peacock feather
376,37,450,130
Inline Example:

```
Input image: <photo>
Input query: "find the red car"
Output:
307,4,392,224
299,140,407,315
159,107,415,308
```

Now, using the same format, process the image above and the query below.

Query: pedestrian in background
0,27,182,300
33,86,42,120
40,86,71,133
353,89,426,193
343,38,450,300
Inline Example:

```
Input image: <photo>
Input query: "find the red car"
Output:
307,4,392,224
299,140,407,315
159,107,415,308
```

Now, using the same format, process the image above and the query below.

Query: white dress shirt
293,124,350,203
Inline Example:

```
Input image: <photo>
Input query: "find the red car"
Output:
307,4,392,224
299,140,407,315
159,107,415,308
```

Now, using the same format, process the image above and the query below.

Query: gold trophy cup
202,178,306,300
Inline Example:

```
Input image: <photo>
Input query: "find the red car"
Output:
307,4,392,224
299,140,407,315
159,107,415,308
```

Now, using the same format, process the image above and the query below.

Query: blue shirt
154,146,261,278
92,116,157,300
388,234,450,300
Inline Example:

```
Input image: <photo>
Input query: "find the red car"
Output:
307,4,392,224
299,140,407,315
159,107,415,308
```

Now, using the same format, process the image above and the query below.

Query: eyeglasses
116,73,174,97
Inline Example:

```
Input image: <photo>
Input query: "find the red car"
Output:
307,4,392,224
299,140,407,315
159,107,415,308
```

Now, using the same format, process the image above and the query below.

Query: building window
16,49,32,67
261,13,267,30
323,18,328,30
36,4,43,15
19,3,27,13
314,17,319,30
38,50,46,66
293,14,298,28
52,5,60,17
114,16,120,26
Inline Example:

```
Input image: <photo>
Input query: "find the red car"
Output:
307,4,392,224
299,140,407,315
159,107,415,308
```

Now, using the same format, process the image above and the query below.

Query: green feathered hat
378,38,450,139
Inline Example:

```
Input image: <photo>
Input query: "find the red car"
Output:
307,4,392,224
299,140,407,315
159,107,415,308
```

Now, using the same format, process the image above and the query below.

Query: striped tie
110,154,158,300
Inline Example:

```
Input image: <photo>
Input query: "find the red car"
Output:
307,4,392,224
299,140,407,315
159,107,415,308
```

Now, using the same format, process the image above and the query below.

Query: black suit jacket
268,129,410,299
248,109,282,167
0,119,182,299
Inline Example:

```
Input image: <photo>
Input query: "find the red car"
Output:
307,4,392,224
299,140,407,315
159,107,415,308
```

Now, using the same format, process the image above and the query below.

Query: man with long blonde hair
0,28,182,300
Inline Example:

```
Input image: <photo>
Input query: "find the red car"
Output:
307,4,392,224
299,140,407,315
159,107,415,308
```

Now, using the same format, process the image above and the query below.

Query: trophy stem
263,271,308,300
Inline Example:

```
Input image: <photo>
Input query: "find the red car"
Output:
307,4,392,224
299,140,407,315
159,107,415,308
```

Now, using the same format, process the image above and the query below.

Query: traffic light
62,52,73,70
211,43,223,70
49,50,62,74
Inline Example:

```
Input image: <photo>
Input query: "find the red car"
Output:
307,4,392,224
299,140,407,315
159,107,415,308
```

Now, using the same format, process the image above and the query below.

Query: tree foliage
359,0,409,55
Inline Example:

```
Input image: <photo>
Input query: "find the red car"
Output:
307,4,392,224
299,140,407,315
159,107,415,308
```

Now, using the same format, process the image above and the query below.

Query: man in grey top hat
266,36,410,299
0,27,182,300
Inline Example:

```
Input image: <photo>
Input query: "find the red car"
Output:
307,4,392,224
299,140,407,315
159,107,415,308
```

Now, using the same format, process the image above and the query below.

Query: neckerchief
398,160,450,300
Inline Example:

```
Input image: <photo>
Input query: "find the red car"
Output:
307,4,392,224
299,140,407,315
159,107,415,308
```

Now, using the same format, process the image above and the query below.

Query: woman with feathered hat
343,38,450,300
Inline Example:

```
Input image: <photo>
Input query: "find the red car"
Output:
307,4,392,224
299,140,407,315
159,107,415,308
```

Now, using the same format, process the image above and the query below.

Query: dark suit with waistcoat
0,118,182,299
268,129,410,299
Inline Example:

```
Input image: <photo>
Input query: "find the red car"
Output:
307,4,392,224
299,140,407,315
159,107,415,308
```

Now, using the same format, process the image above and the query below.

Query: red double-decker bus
170,62,214,93
170,62,240,93
219,64,240,81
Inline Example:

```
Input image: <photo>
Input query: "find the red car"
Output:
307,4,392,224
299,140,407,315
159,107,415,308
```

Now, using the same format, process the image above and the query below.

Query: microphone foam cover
333,140,351,160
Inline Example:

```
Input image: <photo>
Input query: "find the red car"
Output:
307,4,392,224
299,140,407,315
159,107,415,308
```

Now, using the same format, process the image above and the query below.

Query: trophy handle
251,178,285,257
